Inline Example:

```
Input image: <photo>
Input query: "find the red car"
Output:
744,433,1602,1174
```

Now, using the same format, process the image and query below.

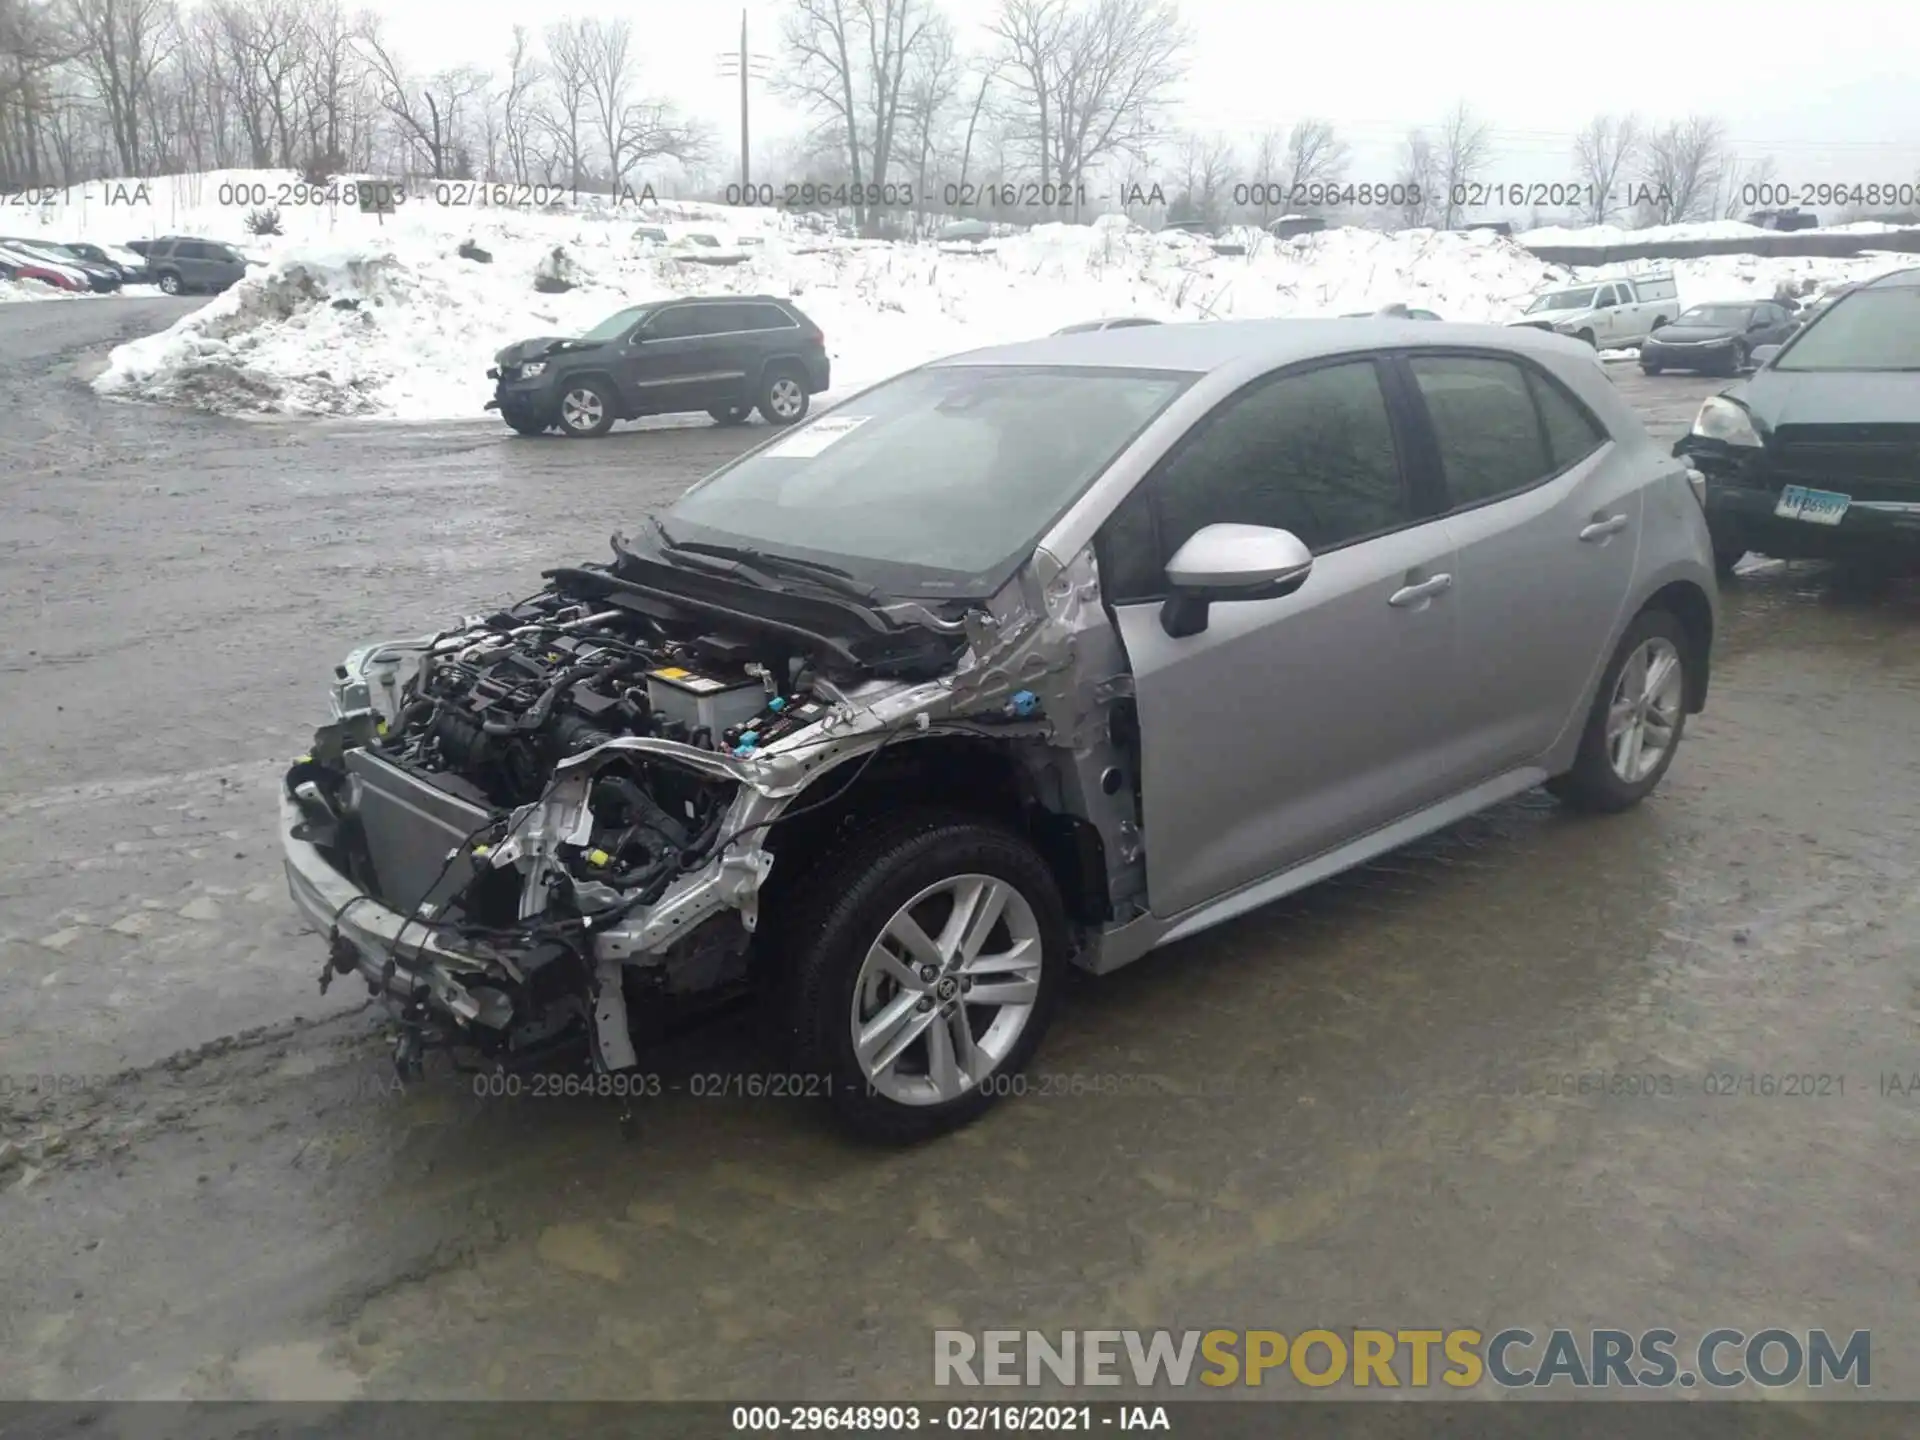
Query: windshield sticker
764,414,870,458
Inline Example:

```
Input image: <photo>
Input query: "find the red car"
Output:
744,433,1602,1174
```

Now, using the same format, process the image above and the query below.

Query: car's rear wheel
1548,609,1690,813
708,405,752,426
556,380,615,438
156,270,183,295
500,408,547,436
786,810,1066,1144
757,367,810,426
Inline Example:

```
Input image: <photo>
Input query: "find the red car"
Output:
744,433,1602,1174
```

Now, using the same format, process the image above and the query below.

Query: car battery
646,665,769,736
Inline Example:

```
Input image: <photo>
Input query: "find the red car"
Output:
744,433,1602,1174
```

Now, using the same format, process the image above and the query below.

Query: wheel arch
1644,579,1713,712
756,734,1111,932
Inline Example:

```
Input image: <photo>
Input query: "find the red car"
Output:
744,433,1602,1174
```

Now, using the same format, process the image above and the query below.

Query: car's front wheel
556,380,615,438
708,405,752,426
500,408,548,436
1640,358,1662,375
156,270,183,295
757,367,810,426
1728,340,1750,375
1548,609,1691,813
787,811,1067,1144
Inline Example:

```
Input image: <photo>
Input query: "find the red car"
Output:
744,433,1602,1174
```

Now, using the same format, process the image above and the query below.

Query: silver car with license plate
281,319,1718,1143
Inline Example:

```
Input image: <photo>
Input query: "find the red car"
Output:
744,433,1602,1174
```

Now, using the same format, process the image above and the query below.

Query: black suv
485,295,831,438
133,236,251,294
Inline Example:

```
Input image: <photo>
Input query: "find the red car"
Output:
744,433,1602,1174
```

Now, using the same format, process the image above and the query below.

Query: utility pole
716,12,774,194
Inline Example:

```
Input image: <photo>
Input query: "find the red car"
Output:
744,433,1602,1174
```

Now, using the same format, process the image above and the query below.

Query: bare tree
1279,117,1347,210
898,10,958,221
1167,129,1233,225
1635,115,1727,225
1718,152,1776,219
1571,113,1640,224
1395,128,1438,228
61,0,179,172
355,20,485,179
492,25,539,185
990,0,1187,211
952,59,993,200
536,17,593,188
567,16,702,195
1432,100,1490,229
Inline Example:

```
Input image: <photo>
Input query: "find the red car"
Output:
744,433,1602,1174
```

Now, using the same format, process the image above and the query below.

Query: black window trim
1388,346,1614,520
1096,351,1438,607
636,299,802,342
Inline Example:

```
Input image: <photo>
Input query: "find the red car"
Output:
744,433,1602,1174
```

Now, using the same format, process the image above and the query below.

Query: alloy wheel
769,377,805,420
561,387,604,432
1605,636,1684,783
849,873,1043,1106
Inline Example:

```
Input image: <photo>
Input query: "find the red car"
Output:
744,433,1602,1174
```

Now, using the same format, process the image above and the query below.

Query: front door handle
1388,573,1453,608
1580,514,1630,542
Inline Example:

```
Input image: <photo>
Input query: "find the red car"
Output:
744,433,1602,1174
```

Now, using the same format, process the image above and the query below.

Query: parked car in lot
1053,317,1162,334
1639,301,1800,376
0,237,121,291
64,240,150,283
1340,304,1444,320
286,319,1715,1142
1512,273,1678,348
1674,266,1920,574
137,236,253,294
486,294,829,437
0,241,90,291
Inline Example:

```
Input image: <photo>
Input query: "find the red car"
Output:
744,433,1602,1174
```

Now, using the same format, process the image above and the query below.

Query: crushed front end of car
280,533,1131,1083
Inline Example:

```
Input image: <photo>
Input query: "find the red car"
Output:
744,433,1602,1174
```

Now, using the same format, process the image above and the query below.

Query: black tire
1548,609,1691,814
756,366,811,426
708,405,752,426
1711,536,1745,577
783,809,1068,1145
500,408,547,436
156,270,183,295
1640,360,1662,376
1728,340,1749,375
555,378,615,438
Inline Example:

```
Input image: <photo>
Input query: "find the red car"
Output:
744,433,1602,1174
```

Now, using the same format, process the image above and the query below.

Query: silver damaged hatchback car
282,319,1717,1142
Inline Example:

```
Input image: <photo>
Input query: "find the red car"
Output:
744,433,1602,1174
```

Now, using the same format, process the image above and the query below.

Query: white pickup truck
1511,273,1678,348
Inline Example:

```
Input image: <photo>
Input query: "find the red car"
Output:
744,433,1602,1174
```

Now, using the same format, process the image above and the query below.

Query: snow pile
1517,217,1909,246
92,219,1575,418
38,167,1914,420
0,277,90,303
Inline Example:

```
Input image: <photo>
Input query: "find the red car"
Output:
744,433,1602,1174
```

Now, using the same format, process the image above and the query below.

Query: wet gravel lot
1,299,1917,1403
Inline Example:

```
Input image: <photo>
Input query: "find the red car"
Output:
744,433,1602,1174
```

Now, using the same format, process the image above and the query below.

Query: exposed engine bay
280,538,1144,1080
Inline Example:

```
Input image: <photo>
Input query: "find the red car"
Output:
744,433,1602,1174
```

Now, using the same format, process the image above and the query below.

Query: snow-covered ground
0,170,1908,420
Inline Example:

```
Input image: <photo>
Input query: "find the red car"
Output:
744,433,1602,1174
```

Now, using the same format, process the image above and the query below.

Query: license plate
1774,485,1851,526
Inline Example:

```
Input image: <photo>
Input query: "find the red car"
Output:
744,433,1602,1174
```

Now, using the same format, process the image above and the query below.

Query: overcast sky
367,0,1920,198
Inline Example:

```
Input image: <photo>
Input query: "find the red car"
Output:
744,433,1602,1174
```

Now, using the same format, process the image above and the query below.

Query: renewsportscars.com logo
933,1328,1871,1391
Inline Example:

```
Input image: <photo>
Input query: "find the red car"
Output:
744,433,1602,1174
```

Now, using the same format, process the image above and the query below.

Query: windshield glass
665,365,1192,594
1775,289,1920,372
581,305,652,342
1674,306,1752,328
1528,288,1596,313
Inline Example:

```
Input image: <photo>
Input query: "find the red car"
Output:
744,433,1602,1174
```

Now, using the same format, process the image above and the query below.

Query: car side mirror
1159,523,1314,638
1750,344,1782,367
1749,317,1770,331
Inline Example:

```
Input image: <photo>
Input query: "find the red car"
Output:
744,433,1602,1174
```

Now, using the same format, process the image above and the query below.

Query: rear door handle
1388,573,1453,607
1580,514,1630,542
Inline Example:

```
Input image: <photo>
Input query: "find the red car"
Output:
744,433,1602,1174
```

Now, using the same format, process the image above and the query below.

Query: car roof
930,317,1592,375
1862,267,1920,289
